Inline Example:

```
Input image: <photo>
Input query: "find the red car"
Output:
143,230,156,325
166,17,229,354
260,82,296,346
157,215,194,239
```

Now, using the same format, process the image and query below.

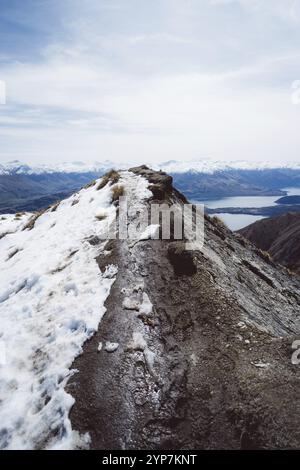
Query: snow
157,159,300,174
0,213,31,238
252,362,270,369
0,160,119,175
139,293,153,316
104,342,119,353
144,349,156,374
128,332,147,351
0,170,151,450
190,353,198,366
122,297,140,311
127,332,156,374
103,264,118,279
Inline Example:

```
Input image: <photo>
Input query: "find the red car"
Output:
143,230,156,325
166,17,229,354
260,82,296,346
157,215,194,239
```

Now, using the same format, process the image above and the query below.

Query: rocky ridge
68,166,300,450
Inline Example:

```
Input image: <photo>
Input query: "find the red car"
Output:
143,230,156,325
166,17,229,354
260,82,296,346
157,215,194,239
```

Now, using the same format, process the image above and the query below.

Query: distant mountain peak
2,159,300,176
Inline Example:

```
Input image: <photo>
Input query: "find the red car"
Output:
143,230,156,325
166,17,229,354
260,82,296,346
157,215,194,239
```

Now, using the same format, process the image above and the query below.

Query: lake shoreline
193,186,300,230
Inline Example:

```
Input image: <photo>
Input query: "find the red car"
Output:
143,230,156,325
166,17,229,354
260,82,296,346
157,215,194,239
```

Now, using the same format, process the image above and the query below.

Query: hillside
275,195,300,205
239,212,300,275
1,167,300,449
0,172,105,214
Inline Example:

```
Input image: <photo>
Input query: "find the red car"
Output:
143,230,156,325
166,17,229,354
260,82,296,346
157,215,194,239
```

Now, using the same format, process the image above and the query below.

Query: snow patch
122,297,140,311
0,213,31,239
144,349,156,374
126,332,156,375
252,361,271,369
127,332,147,351
105,342,119,353
190,353,198,366
103,264,118,279
139,293,153,316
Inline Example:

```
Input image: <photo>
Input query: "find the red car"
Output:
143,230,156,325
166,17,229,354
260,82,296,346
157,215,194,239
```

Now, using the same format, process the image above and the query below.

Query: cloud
210,0,300,20
0,0,300,164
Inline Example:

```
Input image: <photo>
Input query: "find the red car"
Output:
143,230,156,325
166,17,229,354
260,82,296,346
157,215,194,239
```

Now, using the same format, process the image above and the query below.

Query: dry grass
234,232,247,247
84,180,96,189
211,215,228,229
50,201,60,212
23,209,46,231
257,249,273,264
111,184,125,203
7,248,20,260
0,232,10,240
97,170,120,190
287,267,298,277
50,263,69,274
67,249,78,259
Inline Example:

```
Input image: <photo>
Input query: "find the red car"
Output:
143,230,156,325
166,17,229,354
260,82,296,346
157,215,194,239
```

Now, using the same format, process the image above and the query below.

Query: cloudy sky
1,0,300,165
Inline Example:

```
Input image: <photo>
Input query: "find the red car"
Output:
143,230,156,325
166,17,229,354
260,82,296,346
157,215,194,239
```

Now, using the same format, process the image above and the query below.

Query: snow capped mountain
0,170,151,449
0,160,118,176
2,159,300,176
158,159,300,174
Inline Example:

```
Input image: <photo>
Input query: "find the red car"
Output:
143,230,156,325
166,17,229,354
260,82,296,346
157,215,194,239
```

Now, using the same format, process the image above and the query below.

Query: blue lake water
193,186,300,231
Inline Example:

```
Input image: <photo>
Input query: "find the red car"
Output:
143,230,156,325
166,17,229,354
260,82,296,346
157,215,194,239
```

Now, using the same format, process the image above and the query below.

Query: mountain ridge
2,159,300,175
68,167,300,449
3,160,300,214
1,166,300,449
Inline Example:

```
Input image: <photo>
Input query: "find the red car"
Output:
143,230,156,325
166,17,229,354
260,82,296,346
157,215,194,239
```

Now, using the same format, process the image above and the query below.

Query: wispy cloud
1,0,300,164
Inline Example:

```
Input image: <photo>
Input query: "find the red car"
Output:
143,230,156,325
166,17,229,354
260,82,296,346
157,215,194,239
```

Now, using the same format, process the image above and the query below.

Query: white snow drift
0,171,150,449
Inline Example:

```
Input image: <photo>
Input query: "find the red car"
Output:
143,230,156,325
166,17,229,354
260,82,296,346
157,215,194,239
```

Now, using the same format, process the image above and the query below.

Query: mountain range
2,159,300,176
2,159,300,213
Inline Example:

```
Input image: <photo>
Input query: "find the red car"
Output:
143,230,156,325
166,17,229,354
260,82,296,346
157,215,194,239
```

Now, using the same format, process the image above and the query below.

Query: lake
193,186,300,231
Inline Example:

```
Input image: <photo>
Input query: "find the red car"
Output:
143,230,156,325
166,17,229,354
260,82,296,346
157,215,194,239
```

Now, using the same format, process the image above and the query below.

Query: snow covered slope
0,171,150,449
158,159,300,174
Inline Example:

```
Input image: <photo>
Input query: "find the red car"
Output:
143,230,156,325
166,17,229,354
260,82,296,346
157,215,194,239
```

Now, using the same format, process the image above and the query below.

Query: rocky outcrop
130,165,187,203
68,167,300,450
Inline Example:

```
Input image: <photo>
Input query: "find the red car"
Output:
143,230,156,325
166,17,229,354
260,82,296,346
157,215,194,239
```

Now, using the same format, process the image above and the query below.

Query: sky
1,0,300,165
